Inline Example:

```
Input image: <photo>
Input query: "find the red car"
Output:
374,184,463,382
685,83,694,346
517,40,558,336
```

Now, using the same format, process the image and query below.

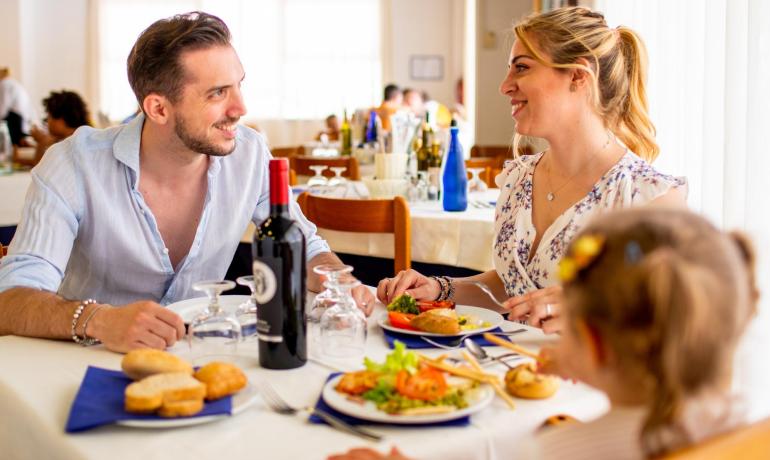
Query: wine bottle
442,120,468,211
417,112,433,171
252,158,307,369
340,109,352,156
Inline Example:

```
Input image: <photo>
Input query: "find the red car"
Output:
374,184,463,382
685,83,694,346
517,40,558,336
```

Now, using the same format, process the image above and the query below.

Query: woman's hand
328,447,411,460
376,269,440,304
504,285,564,334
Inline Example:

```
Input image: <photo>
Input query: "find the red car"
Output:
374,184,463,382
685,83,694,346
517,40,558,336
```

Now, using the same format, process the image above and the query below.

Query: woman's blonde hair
562,208,758,455
514,7,659,162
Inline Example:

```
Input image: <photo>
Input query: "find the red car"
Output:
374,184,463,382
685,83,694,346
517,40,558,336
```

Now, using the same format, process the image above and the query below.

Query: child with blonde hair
329,207,758,460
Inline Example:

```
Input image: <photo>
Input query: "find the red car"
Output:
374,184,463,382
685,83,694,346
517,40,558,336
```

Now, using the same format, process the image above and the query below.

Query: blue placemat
65,366,232,433
309,373,469,427
382,327,504,349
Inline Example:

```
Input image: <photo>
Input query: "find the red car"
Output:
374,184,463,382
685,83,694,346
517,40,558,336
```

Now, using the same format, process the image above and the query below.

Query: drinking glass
328,166,347,187
188,280,242,363
308,264,353,323
406,174,421,202
235,275,258,341
307,165,329,187
320,279,367,360
467,167,488,193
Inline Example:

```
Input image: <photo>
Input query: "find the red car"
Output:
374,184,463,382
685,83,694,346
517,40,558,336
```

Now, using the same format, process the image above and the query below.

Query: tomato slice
417,300,456,313
395,368,448,401
388,312,417,331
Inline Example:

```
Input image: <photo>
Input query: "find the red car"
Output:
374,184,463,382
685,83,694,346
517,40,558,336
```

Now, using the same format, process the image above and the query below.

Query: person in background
377,83,402,132
421,91,452,129
402,88,424,116
451,77,466,122
0,67,36,146
315,114,340,142
330,208,758,459
30,90,92,162
0,11,374,353
376,7,686,333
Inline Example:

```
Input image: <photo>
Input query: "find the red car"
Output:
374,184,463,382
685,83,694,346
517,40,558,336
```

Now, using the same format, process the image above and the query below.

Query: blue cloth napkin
383,327,503,349
309,373,469,427
65,366,232,433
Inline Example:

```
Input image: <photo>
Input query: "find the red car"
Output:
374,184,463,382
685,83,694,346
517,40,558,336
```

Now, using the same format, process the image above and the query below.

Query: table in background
0,296,609,460
0,171,32,244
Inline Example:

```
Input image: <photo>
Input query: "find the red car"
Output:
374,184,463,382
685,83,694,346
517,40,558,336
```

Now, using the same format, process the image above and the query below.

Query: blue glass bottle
365,110,378,144
442,122,467,211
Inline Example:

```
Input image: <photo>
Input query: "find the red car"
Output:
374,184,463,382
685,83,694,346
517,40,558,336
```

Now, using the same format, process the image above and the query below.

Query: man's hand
88,301,185,353
351,285,376,316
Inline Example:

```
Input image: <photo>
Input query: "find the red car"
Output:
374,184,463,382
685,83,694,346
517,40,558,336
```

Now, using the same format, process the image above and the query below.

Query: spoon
464,337,516,369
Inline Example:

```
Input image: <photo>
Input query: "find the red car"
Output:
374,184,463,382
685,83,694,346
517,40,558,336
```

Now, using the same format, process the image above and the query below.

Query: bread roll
125,372,206,414
158,398,205,418
121,349,193,381
194,362,248,401
410,308,461,335
504,363,559,399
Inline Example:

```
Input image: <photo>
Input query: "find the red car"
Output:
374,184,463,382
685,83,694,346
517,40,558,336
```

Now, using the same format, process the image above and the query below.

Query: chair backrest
271,146,302,158
470,145,513,160
466,157,502,188
297,192,410,275
0,243,6,258
659,417,770,460
291,156,360,180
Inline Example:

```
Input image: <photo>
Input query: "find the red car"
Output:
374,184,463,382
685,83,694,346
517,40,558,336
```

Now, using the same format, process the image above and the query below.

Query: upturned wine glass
307,165,329,187
235,275,258,341
188,280,242,364
328,166,348,187
467,167,488,193
308,264,353,323
320,279,367,360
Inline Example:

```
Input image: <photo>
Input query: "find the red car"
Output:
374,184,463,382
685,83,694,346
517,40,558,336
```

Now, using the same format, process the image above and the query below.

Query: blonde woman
376,7,686,333
335,208,757,459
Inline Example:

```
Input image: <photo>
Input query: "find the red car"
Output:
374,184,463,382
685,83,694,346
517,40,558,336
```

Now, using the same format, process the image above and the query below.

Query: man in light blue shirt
0,12,374,352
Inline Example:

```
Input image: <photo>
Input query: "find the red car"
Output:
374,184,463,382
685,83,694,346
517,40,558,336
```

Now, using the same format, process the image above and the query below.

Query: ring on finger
545,303,552,317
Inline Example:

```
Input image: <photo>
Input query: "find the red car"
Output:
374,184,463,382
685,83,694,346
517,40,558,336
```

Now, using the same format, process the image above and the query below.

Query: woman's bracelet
430,276,455,301
71,299,102,346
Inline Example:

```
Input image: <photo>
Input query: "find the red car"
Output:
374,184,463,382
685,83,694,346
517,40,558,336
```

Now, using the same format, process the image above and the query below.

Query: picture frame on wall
409,55,444,81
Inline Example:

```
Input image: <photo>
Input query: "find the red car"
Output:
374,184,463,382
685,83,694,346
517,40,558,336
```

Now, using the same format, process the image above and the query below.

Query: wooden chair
289,169,297,186
0,243,7,258
291,156,360,180
297,192,411,275
466,157,501,188
660,417,770,459
470,145,513,160
270,146,302,158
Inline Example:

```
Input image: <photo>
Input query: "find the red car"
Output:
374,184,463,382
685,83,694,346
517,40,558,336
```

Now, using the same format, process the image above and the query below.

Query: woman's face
499,36,577,138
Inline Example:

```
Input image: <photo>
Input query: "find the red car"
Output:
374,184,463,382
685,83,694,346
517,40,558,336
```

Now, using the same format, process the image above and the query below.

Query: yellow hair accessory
558,234,606,282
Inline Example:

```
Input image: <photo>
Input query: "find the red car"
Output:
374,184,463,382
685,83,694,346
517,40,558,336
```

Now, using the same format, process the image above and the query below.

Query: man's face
171,45,247,156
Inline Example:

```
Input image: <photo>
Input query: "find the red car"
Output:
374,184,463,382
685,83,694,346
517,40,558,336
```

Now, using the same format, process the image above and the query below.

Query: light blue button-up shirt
0,115,330,305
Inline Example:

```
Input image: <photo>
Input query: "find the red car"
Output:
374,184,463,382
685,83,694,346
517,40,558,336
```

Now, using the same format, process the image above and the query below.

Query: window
96,0,381,121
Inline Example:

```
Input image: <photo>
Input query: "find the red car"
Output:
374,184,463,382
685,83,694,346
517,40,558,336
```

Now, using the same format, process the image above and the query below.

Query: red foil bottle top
269,158,289,205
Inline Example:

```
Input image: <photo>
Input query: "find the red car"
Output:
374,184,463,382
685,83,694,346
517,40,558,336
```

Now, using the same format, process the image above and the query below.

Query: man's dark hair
383,84,401,102
127,11,231,107
43,90,91,128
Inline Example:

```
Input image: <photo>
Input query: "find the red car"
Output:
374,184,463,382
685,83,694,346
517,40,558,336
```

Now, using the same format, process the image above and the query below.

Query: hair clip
624,241,643,265
558,234,605,282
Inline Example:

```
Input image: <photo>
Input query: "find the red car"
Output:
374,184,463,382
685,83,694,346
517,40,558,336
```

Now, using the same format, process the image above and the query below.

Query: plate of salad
379,294,503,337
322,342,494,424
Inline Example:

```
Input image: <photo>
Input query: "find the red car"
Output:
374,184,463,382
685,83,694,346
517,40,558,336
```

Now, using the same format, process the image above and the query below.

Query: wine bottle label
252,260,277,304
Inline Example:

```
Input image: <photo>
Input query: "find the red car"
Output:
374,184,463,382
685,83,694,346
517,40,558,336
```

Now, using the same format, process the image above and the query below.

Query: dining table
0,170,32,227
0,291,610,460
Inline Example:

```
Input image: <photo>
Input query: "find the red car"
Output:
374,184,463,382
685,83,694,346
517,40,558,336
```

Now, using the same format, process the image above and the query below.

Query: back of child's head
559,207,758,454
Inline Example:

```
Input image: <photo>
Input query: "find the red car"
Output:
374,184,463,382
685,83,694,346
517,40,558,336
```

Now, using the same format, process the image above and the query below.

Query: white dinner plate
378,305,504,337
117,383,259,428
166,295,251,323
322,374,494,424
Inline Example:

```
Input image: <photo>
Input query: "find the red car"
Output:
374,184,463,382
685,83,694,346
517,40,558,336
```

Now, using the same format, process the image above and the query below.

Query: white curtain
595,0,770,421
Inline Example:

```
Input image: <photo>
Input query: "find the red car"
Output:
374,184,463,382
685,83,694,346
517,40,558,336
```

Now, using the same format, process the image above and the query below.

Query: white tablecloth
0,299,609,460
243,189,500,272
0,171,32,226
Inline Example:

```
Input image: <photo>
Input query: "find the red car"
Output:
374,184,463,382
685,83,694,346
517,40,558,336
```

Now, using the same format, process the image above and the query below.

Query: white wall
474,0,532,145
0,0,23,81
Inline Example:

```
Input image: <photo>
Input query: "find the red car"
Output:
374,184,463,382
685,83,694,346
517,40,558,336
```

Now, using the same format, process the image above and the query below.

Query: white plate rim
378,305,504,337
322,374,494,424
116,382,258,428
165,295,251,323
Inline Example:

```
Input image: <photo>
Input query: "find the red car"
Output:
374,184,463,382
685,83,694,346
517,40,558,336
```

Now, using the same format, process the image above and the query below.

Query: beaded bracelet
81,304,106,345
430,276,455,301
71,299,100,346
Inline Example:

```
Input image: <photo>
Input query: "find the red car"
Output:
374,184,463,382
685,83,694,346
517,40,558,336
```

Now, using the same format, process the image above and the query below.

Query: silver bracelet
430,276,447,301
71,299,100,346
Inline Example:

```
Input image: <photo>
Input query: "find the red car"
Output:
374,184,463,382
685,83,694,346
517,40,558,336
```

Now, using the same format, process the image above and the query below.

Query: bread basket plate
322,374,494,424
166,295,251,323
117,383,258,428
378,305,503,337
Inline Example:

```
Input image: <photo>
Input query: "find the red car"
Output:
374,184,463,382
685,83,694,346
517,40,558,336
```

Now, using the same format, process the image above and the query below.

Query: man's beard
174,114,238,157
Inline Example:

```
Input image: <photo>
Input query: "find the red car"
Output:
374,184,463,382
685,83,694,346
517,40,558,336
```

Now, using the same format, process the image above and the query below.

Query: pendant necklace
545,133,612,202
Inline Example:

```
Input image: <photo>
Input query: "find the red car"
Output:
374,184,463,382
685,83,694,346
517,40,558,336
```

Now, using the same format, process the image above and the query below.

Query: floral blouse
493,151,687,297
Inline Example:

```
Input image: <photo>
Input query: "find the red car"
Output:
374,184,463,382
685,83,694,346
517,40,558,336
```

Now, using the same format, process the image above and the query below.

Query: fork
420,328,527,349
257,380,382,441
454,280,507,309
